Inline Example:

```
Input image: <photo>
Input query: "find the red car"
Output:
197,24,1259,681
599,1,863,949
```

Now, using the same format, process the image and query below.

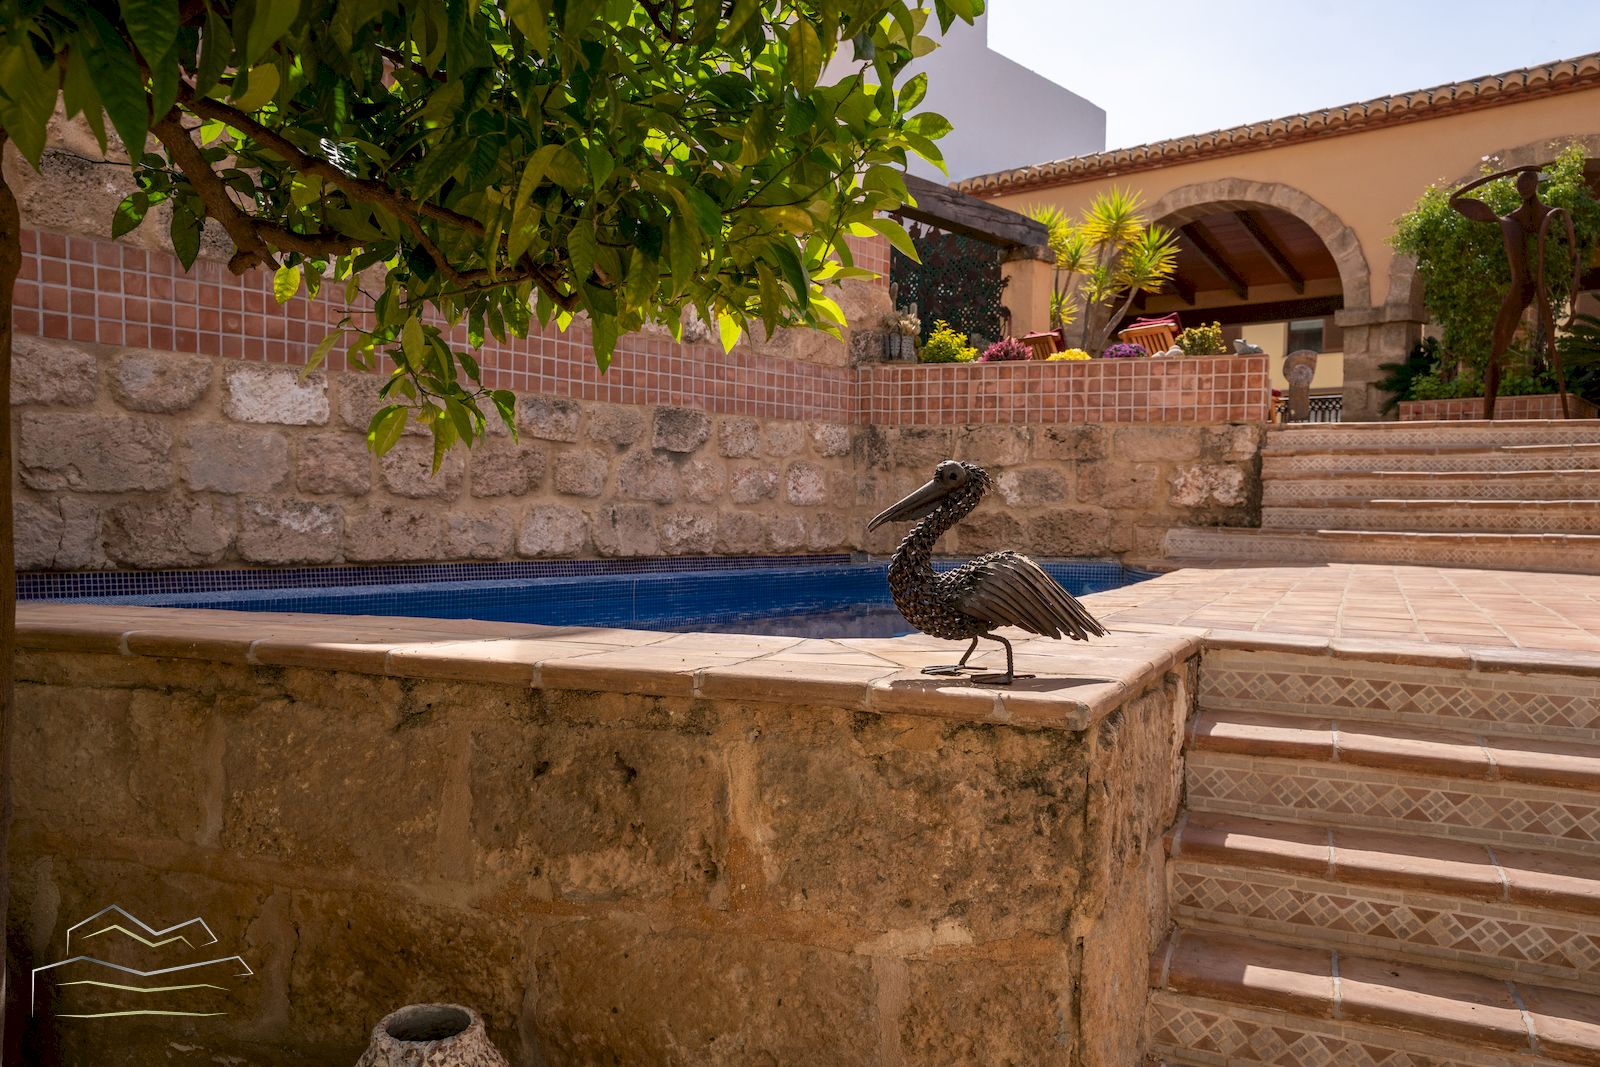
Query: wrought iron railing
1275,393,1343,423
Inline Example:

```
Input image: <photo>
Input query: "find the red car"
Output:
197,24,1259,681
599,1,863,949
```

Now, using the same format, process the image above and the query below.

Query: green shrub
919,320,977,364
1176,321,1226,356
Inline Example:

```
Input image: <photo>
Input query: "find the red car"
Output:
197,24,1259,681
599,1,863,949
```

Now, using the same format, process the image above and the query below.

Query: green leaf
304,331,341,378
865,217,919,263
112,193,150,238
274,263,303,303
61,47,107,152
246,0,302,65
402,316,424,365
717,313,742,354
787,18,823,94
120,0,180,65
367,405,408,455
899,73,928,110
505,0,550,53
194,12,232,97
568,218,597,283
232,63,281,112
0,44,58,166
587,143,614,188
170,199,202,268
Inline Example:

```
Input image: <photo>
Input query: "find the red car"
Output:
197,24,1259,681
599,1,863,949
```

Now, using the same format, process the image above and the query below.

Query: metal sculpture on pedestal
1282,350,1319,423
867,461,1106,685
1448,165,1582,419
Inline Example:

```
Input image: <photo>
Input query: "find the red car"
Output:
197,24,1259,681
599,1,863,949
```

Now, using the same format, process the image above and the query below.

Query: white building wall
857,11,1107,183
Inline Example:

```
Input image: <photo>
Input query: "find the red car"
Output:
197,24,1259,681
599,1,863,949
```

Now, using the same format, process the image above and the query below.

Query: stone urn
884,332,916,361
355,1004,508,1067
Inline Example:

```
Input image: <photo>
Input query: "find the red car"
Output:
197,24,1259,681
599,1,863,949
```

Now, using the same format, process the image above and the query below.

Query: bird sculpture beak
867,476,954,532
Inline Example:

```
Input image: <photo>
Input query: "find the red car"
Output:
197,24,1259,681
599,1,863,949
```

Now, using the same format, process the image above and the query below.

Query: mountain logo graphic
31,904,254,1020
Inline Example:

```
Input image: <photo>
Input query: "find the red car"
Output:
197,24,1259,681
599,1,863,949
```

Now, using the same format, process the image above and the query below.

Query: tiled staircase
1148,644,1600,1065
1163,420,1600,574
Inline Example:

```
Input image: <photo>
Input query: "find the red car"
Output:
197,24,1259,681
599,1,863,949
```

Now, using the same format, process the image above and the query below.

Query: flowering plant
1176,321,1226,356
1047,348,1092,361
1099,342,1148,359
978,337,1033,362
883,308,921,336
918,320,978,364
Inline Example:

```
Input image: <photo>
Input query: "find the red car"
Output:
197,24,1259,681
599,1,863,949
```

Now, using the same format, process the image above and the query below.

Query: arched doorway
1134,180,1389,419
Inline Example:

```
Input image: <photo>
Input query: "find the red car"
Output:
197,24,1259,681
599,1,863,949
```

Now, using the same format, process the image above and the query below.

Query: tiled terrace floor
1086,563,1600,655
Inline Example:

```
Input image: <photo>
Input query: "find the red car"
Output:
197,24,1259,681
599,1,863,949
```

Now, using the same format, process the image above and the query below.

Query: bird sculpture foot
920,664,983,677
971,671,1034,686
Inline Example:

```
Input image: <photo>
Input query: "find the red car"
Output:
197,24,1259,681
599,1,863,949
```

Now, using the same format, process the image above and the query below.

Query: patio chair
1019,331,1062,359
1117,313,1181,356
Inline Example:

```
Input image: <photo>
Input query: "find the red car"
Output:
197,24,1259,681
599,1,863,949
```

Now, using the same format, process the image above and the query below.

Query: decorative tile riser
1187,753,1600,856
1199,652,1600,741
1150,992,1550,1067
1171,863,1600,990
1266,423,1600,451
1265,451,1600,475
1162,529,1600,573
1261,506,1600,533
1264,477,1600,505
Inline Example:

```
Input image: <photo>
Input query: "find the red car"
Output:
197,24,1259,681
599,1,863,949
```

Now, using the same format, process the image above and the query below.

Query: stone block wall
10,335,1263,570
10,644,1195,1066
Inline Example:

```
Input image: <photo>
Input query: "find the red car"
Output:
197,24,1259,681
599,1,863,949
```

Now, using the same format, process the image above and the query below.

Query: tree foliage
0,0,978,463
1391,144,1600,378
1028,188,1179,353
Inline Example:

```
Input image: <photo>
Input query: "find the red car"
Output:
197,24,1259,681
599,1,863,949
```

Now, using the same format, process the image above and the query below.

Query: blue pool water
26,557,1155,639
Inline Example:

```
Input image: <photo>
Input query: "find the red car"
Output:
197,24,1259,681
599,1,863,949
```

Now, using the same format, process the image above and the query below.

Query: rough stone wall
10,648,1193,1066
11,334,1263,570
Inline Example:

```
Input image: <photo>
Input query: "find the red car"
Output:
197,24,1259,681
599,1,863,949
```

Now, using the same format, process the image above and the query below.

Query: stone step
1261,499,1600,533
1169,811,1600,989
1264,470,1600,505
1186,709,1600,856
1265,419,1600,454
1161,527,1600,574
1149,928,1600,1065
1266,445,1600,475
1200,647,1600,745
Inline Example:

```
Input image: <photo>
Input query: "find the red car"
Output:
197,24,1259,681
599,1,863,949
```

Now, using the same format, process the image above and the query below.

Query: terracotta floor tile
1174,812,1332,877
1191,711,1333,760
1518,981,1600,1064
1330,829,1500,901
1485,737,1600,790
1494,845,1600,916
1334,723,1492,778
1336,955,1530,1051
1165,930,1334,1016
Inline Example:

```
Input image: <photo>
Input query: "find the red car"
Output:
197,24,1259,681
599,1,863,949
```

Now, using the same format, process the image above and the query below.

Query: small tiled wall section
9,334,1263,570
859,356,1272,425
1399,394,1600,421
9,643,1193,1065
15,224,1272,427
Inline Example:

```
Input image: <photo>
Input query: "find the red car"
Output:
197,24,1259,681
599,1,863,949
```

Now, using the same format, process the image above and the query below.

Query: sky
986,0,1600,151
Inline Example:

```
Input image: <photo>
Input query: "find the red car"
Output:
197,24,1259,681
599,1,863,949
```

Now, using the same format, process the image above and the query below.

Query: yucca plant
1028,189,1180,353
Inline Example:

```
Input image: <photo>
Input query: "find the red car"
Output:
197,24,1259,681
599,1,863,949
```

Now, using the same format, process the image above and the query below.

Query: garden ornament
356,1003,508,1067
868,461,1106,685
1448,164,1584,419
1161,344,1185,358
1233,339,1264,355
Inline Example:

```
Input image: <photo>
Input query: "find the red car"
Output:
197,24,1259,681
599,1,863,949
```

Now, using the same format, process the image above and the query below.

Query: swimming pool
23,556,1156,639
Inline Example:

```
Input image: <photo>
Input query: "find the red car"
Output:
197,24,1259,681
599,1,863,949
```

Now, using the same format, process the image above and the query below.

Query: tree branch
150,113,276,273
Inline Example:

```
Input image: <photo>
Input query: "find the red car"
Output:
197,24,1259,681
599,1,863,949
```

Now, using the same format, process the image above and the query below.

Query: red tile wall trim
14,227,1270,425
1399,394,1599,422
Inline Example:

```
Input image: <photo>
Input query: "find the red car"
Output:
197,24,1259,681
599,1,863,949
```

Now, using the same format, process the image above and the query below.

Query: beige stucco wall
983,85,1600,418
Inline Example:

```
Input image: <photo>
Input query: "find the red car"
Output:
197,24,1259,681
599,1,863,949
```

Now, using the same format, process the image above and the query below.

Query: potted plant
882,306,921,361
1099,341,1149,359
1047,348,1092,361
978,337,1033,362
918,320,978,364
1175,321,1227,356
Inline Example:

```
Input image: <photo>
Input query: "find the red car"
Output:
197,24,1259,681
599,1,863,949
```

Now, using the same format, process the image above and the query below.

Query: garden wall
9,607,1196,1065
1398,394,1600,421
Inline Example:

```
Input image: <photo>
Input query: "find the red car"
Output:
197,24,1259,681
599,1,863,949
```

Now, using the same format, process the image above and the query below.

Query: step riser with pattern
1266,421,1600,452
1265,474,1600,504
1265,448,1600,475
1261,504,1600,532
1170,862,1600,991
1199,650,1600,743
1162,528,1600,573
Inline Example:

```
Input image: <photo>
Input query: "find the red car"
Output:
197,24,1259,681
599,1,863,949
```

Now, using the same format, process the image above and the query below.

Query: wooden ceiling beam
1235,210,1306,294
1162,271,1197,305
1179,222,1249,300
894,174,1050,249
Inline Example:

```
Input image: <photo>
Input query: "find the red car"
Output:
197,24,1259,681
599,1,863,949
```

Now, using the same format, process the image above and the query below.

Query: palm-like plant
1028,189,1181,352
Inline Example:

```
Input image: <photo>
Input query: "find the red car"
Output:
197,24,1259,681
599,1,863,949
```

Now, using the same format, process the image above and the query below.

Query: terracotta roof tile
958,51,1600,196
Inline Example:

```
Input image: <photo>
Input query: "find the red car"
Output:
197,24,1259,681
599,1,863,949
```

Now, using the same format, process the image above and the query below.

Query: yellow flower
1048,348,1092,361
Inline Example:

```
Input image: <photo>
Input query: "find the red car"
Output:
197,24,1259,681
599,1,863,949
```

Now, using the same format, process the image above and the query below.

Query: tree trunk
0,128,20,1049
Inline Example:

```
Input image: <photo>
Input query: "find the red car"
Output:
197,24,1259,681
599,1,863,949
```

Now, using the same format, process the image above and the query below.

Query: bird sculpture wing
950,553,1108,641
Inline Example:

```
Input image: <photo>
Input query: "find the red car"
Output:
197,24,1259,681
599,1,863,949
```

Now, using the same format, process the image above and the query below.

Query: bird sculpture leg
971,634,1035,686
921,637,981,677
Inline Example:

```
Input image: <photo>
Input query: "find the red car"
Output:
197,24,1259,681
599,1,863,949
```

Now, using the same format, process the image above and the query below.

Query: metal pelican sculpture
868,460,1107,685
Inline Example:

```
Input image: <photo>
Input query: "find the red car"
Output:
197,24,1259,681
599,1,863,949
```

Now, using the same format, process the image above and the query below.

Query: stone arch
1146,178,1372,311
1385,132,1600,312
